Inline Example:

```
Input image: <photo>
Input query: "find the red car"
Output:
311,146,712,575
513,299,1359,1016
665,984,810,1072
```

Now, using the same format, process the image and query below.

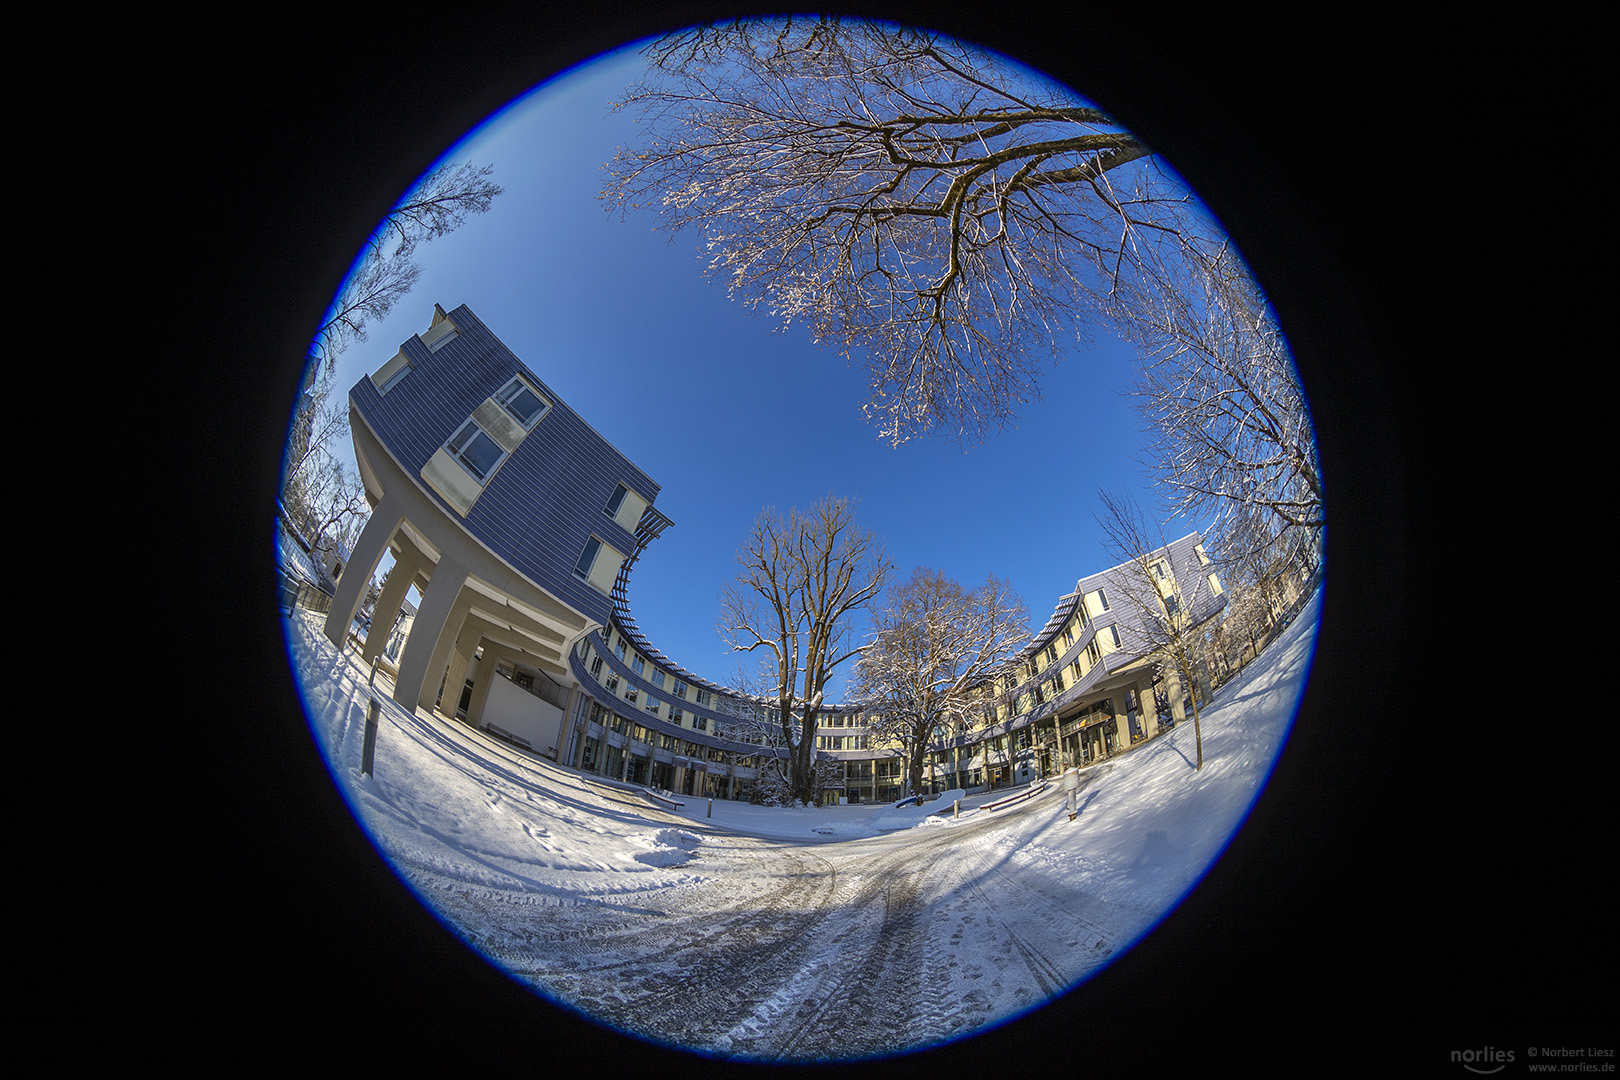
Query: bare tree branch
719,495,890,804
1094,490,1221,769
308,160,502,372
852,566,1031,796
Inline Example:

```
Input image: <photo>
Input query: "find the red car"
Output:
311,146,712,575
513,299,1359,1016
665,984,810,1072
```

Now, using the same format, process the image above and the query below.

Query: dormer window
420,317,458,352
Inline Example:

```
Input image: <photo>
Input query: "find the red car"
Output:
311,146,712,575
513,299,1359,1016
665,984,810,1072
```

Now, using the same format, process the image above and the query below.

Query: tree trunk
1179,651,1204,770
908,743,928,798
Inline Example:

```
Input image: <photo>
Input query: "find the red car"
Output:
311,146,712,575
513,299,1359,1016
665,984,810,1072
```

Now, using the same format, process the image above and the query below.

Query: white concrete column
361,547,420,666
323,492,402,648
1109,694,1130,756
558,685,584,767
1136,678,1159,740
1194,654,1215,707
392,554,470,711
1164,667,1189,726
470,642,527,730
438,621,483,721
416,584,478,714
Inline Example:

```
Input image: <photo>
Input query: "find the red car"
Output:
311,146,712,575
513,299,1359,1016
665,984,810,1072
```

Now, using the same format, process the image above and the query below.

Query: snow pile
801,788,968,836
870,787,967,830
629,827,704,867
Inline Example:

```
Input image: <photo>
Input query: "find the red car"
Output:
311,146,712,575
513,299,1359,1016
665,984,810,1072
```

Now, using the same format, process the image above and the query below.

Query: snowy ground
285,590,1319,1063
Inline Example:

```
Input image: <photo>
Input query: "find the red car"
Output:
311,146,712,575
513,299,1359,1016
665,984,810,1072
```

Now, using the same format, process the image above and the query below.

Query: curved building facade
327,305,1226,805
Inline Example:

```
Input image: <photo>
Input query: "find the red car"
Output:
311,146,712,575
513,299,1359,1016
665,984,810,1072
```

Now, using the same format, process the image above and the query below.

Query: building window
1195,544,1210,565
1097,588,1110,611
377,361,412,394
670,709,683,725
1108,625,1121,647
445,420,505,482
694,717,707,732
615,638,627,661
650,671,665,689
604,483,628,518
494,375,550,428
645,697,661,714
696,689,711,707
632,656,645,676
674,681,688,700
624,688,639,705
589,656,603,677
420,318,458,352
575,537,603,580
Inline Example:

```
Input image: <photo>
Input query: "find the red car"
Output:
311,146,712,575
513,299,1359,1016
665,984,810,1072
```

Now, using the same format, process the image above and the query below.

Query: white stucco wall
483,674,564,755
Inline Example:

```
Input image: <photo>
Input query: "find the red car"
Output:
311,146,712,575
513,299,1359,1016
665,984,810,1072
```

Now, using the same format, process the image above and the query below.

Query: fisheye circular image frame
277,13,1326,1066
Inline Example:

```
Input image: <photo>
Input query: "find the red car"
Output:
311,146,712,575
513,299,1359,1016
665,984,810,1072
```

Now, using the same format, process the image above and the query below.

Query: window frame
574,536,603,581
493,375,550,429
444,419,506,482
377,361,413,394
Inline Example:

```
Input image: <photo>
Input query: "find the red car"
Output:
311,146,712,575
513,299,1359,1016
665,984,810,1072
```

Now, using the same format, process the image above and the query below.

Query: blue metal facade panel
349,305,661,624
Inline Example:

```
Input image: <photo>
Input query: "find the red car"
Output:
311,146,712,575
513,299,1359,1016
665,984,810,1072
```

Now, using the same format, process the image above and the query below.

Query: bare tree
281,359,368,573
1117,242,1324,570
852,567,1030,796
284,447,368,573
603,17,1218,446
719,495,890,804
284,363,351,491
309,160,503,372
1095,490,1219,770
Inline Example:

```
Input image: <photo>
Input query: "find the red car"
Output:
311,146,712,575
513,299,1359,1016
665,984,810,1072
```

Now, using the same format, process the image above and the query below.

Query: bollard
361,697,380,777
953,799,960,818
707,798,713,819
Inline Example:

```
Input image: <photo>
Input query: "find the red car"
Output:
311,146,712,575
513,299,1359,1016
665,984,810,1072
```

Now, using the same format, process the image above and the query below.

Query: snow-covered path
285,591,1316,1062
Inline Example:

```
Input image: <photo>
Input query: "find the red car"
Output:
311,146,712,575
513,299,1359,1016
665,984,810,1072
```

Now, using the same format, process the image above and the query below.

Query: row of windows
586,629,891,753
588,634,717,732
587,703,769,765
1021,587,1109,683
1001,620,1121,720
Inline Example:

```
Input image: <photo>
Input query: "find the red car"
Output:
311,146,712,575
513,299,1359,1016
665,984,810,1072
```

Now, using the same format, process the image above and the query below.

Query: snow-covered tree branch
602,17,1218,446
1115,242,1323,572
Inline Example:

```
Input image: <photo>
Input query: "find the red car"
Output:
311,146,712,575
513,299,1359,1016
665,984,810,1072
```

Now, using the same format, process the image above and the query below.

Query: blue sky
309,40,1217,700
